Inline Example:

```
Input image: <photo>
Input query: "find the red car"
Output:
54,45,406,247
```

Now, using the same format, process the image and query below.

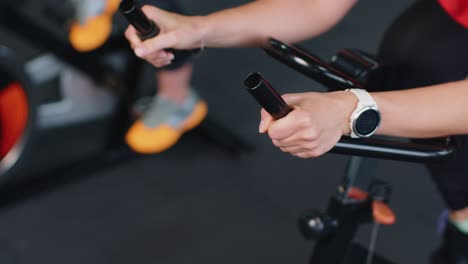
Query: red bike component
347,187,369,201
0,82,29,159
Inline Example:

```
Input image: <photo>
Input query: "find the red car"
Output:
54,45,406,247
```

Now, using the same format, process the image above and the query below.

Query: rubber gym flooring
0,0,447,263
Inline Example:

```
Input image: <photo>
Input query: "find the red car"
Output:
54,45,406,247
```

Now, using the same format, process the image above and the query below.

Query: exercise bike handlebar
119,0,160,40
245,39,456,162
263,38,367,91
244,72,293,120
119,0,202,57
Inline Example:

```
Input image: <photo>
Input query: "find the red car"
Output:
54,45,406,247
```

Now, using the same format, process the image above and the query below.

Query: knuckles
304,141,318,150
268,129,281,141
272,139,281,147
301,130,317,141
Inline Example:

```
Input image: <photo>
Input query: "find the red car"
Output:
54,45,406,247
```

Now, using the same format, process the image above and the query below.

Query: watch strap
347,88,377,108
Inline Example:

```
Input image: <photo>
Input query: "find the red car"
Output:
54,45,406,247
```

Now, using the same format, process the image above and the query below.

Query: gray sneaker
126,89,208,154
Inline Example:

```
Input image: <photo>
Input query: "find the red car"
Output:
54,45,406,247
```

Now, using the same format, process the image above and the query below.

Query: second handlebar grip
244,72,293,120
119,0,160,40
119,0,202,58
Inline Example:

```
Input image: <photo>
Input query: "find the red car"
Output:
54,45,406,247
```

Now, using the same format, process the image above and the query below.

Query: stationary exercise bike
0,0,251,187
244,38,456,263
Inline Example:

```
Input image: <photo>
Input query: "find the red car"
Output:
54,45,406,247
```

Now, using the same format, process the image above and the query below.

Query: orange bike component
372,200,396,225
0,82,29,158
347,187,369,201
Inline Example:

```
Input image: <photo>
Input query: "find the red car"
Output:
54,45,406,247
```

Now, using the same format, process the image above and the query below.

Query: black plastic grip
119,0,201,61
119,0,160,40
244,72,293,120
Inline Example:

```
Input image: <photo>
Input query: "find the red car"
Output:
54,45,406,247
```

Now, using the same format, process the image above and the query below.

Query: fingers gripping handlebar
118,0,200,56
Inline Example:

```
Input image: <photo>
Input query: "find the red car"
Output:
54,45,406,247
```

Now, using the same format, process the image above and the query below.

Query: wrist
369,92,384,134
330,91,358,135
191,16,210,48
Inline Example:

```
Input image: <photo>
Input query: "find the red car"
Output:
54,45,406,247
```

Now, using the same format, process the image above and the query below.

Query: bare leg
156,63,193,104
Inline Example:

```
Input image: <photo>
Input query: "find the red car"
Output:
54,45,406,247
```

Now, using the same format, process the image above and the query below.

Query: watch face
355,108,380,137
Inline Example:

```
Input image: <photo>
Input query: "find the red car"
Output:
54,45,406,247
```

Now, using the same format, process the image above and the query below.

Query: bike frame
256,38,456,264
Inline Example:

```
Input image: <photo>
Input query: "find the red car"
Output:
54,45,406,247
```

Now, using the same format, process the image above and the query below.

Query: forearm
198,0,358,48
372,79,468,138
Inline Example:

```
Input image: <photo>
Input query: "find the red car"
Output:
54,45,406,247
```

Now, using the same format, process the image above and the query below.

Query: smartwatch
347,89,381,138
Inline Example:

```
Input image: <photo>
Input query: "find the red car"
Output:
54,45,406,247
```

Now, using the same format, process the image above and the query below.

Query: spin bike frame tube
263,38,366,91
306,155,396,264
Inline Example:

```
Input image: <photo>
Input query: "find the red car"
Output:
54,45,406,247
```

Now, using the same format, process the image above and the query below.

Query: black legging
371,0,468,210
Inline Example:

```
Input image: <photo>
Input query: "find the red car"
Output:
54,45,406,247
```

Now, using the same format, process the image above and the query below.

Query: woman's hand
259,91,357,158
124,5,205,68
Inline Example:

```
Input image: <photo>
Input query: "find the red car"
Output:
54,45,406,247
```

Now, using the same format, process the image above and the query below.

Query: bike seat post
304,156,375,264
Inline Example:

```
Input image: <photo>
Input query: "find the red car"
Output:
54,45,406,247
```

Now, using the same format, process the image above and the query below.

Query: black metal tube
310,197,367,264
263,38,366,91
332,137,455,162
119,0,160,40
244,72,293,120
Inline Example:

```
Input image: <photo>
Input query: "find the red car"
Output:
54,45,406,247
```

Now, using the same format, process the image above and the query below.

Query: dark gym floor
0,0,447,263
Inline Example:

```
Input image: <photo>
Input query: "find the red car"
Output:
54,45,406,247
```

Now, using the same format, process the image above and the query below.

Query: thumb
259,108,274,133
281,93,304,106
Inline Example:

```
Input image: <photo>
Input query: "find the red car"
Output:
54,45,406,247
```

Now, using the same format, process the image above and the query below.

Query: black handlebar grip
244,72,293,120
119,0,160,40
119,0,201,59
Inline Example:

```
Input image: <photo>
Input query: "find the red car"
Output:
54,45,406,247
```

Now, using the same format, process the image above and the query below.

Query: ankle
157,87,193,104
450,219,468,235
449,207,468,234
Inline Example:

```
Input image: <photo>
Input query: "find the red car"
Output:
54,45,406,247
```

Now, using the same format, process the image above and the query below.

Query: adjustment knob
298,210,338,240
